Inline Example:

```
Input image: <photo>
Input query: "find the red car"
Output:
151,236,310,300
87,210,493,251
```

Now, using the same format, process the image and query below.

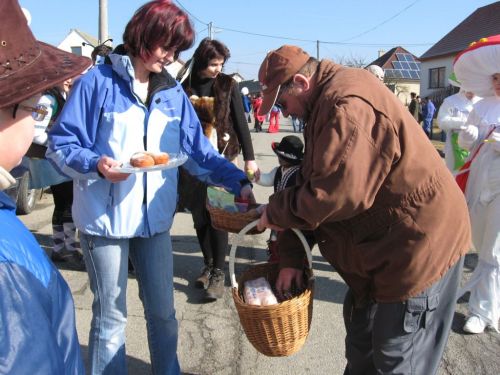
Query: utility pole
317,40,320,60
208,22,213,40
99,0,108,44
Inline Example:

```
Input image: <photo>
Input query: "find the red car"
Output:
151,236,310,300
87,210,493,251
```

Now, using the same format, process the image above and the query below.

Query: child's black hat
271,135,304,165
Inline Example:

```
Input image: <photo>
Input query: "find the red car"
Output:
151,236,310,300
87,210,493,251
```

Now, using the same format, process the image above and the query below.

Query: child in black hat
252,135,304,262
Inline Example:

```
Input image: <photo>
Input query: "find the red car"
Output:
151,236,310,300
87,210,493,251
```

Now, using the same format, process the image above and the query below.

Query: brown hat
0,0,91,109
257,45,310,116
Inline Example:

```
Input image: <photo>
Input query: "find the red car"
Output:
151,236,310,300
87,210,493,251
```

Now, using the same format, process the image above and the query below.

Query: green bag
451,132,469,171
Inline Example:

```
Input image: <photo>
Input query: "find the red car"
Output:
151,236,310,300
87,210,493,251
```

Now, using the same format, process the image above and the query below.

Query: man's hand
275,267,304,297
256,205,284,231
97,155,131,182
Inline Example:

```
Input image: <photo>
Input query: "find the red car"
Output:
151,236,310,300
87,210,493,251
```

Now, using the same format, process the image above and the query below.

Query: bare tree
333,54,367,68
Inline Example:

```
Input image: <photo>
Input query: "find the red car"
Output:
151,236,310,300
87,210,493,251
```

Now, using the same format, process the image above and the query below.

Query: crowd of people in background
2,0,500,374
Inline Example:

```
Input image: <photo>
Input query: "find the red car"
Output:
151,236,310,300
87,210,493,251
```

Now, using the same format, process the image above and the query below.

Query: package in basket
243,277,278,306
207,186,248,213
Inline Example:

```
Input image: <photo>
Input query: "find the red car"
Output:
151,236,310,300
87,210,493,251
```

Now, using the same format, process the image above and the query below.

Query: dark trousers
254,119,263,132
177,169,228,270
51,180,73,225
343,256,464,375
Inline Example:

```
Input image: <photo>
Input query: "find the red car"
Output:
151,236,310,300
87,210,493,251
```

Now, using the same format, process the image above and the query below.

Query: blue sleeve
46,73,103,180
178,94,247,196
0,263,84,374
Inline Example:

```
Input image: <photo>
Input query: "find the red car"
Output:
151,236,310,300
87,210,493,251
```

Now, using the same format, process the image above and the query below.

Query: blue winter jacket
47,50,247,238
0,192,84,374
422,100,436,121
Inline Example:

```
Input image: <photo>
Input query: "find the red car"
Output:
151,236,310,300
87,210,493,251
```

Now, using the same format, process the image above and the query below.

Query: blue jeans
291,117,303,132
80,231,179,375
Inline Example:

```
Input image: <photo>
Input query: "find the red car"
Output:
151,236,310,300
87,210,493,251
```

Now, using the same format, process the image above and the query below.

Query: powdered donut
152,152,169,165
130,152,155,168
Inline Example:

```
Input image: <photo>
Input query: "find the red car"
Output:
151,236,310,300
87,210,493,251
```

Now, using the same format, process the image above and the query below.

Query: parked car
5,163,44,215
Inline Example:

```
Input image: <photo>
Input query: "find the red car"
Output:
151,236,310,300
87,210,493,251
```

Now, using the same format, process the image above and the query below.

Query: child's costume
256,136,304,262
455,35,500,333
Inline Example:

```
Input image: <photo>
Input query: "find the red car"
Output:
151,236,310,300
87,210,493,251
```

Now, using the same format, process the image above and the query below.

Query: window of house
428,67,445,88
71,46,82,56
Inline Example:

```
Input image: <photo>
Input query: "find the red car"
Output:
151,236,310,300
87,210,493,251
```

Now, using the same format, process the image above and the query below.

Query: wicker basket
229,220,314,357
207,201,264,235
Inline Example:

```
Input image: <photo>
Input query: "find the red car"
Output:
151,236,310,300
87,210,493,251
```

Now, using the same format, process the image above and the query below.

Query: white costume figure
437,75,481,173
365,65,384,82
455,35,500,334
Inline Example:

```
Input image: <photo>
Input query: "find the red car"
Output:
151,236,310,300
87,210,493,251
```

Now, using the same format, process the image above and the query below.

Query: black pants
254,119,263,132
343,256,464,375
51,180,73,225
177,169,228,270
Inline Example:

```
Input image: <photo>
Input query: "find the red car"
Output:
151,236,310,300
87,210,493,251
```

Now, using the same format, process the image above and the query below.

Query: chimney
378,49,385,58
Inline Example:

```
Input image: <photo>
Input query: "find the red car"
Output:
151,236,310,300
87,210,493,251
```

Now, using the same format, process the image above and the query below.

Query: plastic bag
243,277,278,306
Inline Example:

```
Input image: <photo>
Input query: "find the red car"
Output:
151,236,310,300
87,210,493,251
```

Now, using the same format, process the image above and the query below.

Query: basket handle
229,219,313,289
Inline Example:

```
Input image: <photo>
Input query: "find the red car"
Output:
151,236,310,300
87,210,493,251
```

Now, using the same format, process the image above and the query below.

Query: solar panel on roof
393,61,403,69
409,70,420,79
404,54,415,62
400,62,410,70
395,53,405,61
384,69,396,78
402,70,411,79
409,62,419,70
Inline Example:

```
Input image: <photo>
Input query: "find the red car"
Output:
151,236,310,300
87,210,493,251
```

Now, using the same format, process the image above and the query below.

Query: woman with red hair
46,1,253,373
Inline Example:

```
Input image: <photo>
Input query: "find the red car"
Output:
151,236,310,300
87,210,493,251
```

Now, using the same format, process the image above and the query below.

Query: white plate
110,153,188,173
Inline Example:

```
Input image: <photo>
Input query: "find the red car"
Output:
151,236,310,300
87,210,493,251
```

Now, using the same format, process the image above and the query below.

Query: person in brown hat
0,0,91,373
256,45,471,374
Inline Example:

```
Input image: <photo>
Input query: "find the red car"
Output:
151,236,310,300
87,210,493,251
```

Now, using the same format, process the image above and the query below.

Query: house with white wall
57,29,185,76
419,1,500,105
366,46,421,106
58,29,99,59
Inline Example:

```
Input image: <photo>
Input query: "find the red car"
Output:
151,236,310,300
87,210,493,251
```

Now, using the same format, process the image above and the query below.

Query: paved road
20,117,500,374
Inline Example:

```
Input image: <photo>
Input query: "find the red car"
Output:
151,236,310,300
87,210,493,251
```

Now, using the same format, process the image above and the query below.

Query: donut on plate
152,152,169,165
130,152,155,168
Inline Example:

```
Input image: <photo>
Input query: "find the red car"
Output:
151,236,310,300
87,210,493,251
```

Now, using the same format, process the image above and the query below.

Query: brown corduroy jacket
268,60,471,304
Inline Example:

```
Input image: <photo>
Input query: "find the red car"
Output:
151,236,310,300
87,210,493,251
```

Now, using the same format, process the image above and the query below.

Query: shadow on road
80,345,153,375
172,234,347,305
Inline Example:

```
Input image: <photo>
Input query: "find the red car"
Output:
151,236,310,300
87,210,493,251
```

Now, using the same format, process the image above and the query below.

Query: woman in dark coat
177,38,259,300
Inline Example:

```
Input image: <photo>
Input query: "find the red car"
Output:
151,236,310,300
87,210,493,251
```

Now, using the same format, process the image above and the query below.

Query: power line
341,0,422,42
174,0,432,47
196,27,207,36
216,26,317,43
174,0,207,26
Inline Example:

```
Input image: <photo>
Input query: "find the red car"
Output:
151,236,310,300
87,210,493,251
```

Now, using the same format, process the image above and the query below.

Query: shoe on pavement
463,315,487,334
51,249,86,271
206,268,225,300
195,265,212,289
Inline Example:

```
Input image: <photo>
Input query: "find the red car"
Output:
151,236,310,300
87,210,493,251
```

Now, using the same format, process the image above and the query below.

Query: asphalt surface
20,116,500,374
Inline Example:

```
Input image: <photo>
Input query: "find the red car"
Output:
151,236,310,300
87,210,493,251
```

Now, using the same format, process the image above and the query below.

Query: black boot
195,262,212,289
206,268,225,300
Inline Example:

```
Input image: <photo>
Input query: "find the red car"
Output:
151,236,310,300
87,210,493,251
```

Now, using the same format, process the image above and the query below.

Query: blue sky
20,0,496,80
